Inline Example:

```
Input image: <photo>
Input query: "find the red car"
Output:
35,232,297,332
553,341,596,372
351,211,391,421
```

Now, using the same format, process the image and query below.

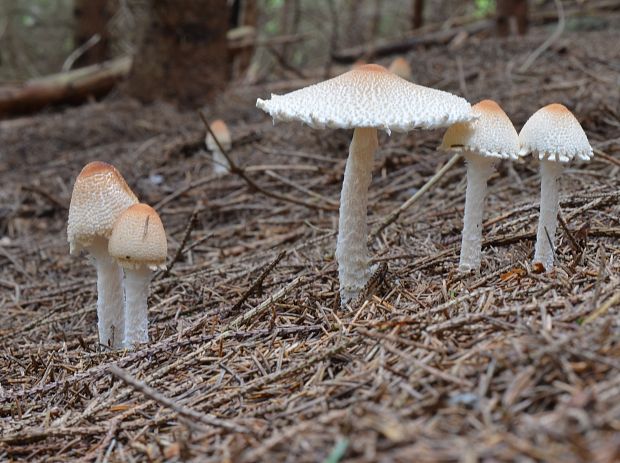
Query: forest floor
1,22,620,463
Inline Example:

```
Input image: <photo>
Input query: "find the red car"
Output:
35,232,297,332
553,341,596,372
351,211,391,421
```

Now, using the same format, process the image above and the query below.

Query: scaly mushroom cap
256,64,473,134
67,161,139,254
108,204,167,270
388,57,412,81
519,103,593,163
206,119,232,151
440,99,520,160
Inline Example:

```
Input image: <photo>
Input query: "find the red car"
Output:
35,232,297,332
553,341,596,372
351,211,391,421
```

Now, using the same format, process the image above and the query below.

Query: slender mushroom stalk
206,119,232,176
88,237,125,345
460,152,495,272
122,266,152,345
256,64,474,304
67,161,138,348
534,160,563,270
519,103,592,271
336,127,378,302
441,100,520,273
108,203,167,348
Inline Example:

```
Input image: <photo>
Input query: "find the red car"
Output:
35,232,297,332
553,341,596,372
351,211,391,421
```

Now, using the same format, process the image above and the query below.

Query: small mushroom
519,103,592,271
206,119,232,176
388,57,412,81
440,100,520,272
257,64,473,303
108,203,167,347
67,161,138,348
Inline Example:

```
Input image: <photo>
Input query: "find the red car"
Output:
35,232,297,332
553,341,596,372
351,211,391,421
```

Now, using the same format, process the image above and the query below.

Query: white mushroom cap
67,161,139,254
256,64,473,134
440,99,520,160
519,103,593,163
108,204,168,271
206,119,232,151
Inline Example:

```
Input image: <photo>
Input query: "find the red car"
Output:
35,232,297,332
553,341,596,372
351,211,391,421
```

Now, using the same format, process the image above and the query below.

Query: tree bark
412,0,424,29
127,0,229,106
73,0,113,68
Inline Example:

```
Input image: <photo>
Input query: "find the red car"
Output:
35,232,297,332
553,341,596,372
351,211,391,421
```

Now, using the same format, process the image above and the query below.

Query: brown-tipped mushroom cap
67,161,139,254
108,204,167,270
519,103,593,163
388,57,412,80
440,99,520,160
257,64,473,133
206,119,232,151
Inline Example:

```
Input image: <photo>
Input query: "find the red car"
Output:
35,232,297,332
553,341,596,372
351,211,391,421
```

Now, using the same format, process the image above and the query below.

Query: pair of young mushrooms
257,63,592,304
67,162,167,348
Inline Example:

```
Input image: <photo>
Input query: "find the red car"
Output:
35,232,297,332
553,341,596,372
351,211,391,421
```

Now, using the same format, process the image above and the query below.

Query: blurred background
0,0,618,114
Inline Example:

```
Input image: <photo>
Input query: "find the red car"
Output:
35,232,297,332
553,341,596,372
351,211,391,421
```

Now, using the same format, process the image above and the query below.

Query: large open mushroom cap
108,203,167,270
67,161,139,254
256,64,473,134
206,119,232,151
519,103,592,163
440,99,520,160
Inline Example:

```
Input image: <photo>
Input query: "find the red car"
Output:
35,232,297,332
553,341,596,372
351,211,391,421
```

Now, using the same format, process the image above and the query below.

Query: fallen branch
332,20,493,63
0,56,132,117
108,365,250,434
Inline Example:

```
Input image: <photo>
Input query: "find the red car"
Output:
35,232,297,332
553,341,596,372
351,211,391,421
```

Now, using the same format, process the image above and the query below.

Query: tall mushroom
257,64,473,304
206,119,232,176
519,103,592,271
67,161,138,348
440,100,520,272
108,203,167,347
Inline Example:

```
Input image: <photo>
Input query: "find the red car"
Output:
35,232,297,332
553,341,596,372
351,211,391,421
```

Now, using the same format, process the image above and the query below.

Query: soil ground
1,23,620,462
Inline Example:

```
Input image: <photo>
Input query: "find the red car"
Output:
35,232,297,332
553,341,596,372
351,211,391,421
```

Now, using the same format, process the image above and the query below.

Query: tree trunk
412,0,424,29
73,0,112,68
229,0,258,78
127,0,229,106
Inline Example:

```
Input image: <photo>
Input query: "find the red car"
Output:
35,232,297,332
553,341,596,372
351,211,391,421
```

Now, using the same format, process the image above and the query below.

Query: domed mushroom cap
67,161,139,254
108,204,167,271
519,103,592,163
206,119,232,151
256,64,473,133
440,99,520,160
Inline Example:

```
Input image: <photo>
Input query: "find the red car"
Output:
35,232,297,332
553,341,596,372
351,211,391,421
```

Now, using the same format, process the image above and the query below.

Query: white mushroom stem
534,160,564,271
336,127,378,304
212,149,229,175
459,152,495,272
123,266,151,347
88,238,124,348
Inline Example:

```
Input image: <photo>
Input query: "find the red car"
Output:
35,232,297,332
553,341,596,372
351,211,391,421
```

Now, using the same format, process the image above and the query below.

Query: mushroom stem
459,152,495,272
88,238,124,348
213,149,229,175
534,160,563,271
123,266,151,347
336,127,378,304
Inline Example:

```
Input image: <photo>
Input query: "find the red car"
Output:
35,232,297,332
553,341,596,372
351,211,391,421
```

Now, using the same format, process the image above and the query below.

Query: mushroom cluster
255,62,592,296
68,162,167,349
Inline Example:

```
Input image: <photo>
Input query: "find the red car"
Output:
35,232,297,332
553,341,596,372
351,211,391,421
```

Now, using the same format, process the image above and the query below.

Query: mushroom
206,119,232,175
388,57,412,81
440,100,520,272
108,203,167,347
519,103,592,271
67,161,138,348
257,64,473,303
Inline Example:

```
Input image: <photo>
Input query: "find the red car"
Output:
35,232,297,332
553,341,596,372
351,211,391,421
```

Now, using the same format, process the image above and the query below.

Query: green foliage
474,0,495,17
